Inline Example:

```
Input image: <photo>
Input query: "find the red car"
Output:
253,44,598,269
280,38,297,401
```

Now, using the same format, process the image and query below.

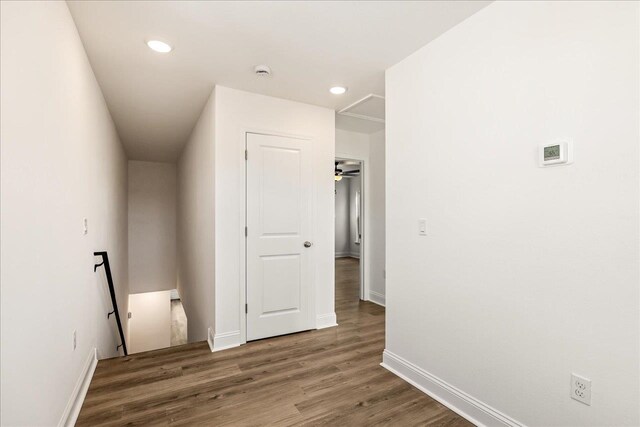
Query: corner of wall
368,290,385,307
176,87,216,344
316,312,338,329
207,327,214,351
212,330,241,352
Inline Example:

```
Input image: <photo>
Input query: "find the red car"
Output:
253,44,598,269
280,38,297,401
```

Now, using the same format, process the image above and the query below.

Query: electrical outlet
72,330,77,351
83,218,88,235
571,373,591,405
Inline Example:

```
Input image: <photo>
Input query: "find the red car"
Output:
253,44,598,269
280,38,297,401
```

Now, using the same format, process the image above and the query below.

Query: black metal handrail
94,251,128,356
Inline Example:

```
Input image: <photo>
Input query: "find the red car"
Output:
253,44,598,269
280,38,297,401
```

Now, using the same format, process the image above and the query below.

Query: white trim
207,327,215,352
338,111,385,124
338,93,384,114
58,347,97,427
213,330,241,352
316,312,338,329
337,94,386,123
368,290,385,307
335,252,360,259
381,350,524,427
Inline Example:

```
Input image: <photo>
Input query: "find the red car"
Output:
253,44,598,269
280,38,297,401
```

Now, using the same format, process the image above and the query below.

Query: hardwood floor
77,257,471,426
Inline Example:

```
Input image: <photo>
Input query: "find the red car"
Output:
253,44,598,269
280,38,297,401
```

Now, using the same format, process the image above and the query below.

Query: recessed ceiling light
330,86,347,95
146,40,172,53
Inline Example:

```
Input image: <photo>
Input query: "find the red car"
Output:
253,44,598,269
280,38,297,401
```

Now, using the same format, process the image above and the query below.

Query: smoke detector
254,65,272,77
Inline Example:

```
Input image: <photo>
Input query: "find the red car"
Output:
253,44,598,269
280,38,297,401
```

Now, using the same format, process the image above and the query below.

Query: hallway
76,258,469,426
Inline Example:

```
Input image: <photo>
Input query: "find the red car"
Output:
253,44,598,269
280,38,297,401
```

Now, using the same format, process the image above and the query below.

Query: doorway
334,159,364,305
128,288,188,354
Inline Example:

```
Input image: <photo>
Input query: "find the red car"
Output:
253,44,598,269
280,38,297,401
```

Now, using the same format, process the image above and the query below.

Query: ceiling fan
334,161,360,181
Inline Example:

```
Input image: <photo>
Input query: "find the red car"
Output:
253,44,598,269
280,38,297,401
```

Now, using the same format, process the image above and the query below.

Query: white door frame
239,128,316,345
335,156,366,300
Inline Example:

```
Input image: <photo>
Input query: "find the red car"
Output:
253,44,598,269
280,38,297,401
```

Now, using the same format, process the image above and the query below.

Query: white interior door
128,290,171,354
246,132,314,341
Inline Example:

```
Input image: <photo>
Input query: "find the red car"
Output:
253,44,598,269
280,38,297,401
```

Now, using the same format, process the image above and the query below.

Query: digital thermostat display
539,140,573,167
543,145,560,161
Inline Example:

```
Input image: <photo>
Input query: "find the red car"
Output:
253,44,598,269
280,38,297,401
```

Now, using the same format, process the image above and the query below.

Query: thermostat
539,139,573,167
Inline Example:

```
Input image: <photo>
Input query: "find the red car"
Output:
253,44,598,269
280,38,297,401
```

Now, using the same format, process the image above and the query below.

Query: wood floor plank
77,258,472,426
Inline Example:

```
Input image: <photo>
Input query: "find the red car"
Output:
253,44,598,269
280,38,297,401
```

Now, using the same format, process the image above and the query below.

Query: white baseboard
368,290,385,307
212,330,241,352
335,253,360,260
316,312,338,329
207,327,215,352
381,350,523,427
58,347,97,427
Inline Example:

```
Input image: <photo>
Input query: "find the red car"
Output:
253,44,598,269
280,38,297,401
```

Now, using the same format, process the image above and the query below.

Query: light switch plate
418,219,427,236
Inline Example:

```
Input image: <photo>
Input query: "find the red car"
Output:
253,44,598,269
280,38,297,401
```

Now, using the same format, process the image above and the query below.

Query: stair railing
94,251,128,356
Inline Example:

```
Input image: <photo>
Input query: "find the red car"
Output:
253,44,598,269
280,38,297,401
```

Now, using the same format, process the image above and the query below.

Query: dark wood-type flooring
77,257,471,426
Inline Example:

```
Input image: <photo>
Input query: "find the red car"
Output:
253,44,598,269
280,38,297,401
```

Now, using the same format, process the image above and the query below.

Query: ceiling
336,94,385,134
340,94,385,120
336,114,385,134
67,1,490,162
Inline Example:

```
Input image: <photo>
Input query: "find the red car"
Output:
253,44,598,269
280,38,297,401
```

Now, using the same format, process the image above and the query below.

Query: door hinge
245,226,248,237
245,149,248,160
245,303,248,314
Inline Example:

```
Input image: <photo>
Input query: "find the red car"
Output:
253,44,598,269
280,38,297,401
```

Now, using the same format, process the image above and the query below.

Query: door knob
304,241,312,248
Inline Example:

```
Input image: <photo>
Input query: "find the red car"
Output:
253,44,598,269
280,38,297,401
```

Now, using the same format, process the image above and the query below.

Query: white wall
336,174,366,259
368,130,386,302
336,128,386,305
128,161,177,294
335,178,351,256
349,175,362,257
177,88,216,343
128,290,172,354
214,86,335,348
1,2,129,425
384,2,639,426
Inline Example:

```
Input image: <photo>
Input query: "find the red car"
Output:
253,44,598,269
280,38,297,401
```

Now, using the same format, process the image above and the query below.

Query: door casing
335,156,366,300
